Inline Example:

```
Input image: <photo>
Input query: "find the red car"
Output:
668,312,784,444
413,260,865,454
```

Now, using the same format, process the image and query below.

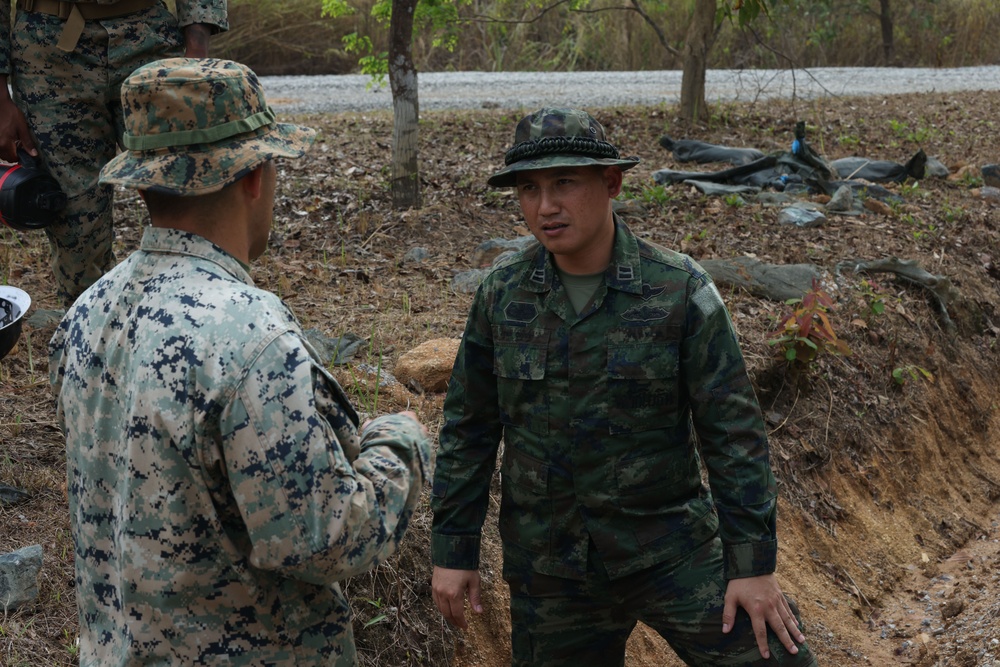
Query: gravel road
262,66,1000,115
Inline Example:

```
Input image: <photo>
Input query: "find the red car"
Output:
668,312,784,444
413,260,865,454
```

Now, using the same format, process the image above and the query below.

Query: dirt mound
1,90,999,666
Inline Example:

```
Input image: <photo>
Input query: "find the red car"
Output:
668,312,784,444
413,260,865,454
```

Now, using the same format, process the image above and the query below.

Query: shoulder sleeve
175,0,229,31
681,275,778,579
430,286,503,570
220,330,427,584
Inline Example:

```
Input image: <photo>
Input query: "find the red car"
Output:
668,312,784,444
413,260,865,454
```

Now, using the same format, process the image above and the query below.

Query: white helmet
0,286,31,360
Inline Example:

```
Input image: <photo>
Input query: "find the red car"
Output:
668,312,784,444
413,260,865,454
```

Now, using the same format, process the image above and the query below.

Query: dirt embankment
2,90,999,666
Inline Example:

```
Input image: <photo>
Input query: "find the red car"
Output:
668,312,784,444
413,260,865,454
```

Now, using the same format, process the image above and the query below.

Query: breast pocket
606,326,682,435
493,325,550,435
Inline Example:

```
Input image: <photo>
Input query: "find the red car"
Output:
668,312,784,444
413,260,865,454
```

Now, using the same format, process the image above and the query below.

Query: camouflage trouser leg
10,1,183,307
506,536,818,667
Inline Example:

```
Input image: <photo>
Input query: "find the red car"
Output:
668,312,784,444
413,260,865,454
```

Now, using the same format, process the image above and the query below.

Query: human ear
242,164,265,200
605,166,623,198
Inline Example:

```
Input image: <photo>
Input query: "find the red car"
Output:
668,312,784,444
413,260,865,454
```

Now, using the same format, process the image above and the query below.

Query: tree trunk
879,0,894,65
679,0,717,122
389,0,420,210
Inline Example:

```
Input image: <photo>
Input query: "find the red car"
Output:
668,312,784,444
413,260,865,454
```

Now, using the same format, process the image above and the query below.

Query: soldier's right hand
431,566,483,629
0,95,37,163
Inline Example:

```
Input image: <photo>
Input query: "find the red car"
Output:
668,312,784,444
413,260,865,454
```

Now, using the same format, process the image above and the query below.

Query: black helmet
0,148,67,231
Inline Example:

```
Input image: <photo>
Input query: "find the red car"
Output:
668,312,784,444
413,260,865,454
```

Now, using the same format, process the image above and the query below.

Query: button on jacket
432,216,778,581
50,227,429,666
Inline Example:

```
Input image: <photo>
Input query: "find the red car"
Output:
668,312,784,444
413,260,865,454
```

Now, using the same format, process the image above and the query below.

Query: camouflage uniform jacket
0,0,228,73
49,227,429,667
431,216,778,581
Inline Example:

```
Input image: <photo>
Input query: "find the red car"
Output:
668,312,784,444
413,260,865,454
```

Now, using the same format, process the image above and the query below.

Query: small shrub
769,279,852,371
856,278,886,320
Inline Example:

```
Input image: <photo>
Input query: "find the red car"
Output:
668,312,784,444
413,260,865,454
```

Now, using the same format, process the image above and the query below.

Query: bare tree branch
627,0,681,59
468,0,577,24
467,0,681,64
745,25,838,99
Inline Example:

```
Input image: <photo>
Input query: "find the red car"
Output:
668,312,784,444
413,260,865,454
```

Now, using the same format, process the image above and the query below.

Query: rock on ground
394,338,462,393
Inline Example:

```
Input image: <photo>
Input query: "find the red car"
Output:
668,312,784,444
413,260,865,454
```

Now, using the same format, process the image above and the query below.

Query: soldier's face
515,165,622,274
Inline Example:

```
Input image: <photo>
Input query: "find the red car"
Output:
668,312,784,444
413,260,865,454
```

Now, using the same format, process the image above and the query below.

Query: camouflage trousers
11,1,183,307
506,535,818,667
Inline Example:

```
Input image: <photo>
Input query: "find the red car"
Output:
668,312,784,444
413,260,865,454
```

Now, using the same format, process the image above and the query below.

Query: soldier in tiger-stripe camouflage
430,107,818,667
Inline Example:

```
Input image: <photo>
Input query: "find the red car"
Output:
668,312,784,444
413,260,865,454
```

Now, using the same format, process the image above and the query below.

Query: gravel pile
262,66,1000,115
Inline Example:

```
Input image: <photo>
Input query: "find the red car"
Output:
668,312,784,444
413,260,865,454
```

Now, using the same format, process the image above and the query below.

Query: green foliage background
210,0,1000,75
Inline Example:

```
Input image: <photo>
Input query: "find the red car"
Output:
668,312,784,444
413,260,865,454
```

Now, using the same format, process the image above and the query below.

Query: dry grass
2,92,1000,665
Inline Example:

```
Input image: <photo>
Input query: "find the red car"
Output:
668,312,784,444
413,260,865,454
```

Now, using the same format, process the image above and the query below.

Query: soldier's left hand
722,573,806,660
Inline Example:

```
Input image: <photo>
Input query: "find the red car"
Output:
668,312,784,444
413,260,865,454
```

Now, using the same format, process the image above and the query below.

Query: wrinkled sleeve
430,286,503,570
48,318,70,417
0,0,13,74
175,0,229,31
681,275,778,580
220,331,428,585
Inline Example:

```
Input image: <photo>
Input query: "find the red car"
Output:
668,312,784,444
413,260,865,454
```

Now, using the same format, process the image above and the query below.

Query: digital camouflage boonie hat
487,107,640,187
100,58,316,196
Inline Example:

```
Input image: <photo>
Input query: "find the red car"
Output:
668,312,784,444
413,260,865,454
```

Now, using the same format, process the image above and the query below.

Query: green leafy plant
682,228,710,244
769,279,852,369
837,133,861,147
639,184,677,206
338,321,386,414
341,34,388,88
323,0,466,85
64,630,79,658
360,597,388,628
900,211,937,240
723,193,746,207
956,171,984,188
856,278,886,319
941,202,966,223
622,183,677,207
892,364,934,385
899,181,921,198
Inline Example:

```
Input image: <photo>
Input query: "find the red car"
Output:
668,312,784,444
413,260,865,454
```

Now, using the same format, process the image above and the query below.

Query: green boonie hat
487,107,640,188
100,58,316,196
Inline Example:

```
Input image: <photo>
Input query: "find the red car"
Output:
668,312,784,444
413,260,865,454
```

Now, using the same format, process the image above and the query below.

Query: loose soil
2,90,999,667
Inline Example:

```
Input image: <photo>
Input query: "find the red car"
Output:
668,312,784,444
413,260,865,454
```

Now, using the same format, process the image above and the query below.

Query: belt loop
56,4,85,52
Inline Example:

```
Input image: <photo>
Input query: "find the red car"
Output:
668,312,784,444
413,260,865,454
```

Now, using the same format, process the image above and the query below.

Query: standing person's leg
12,12,118,307
104,1,185,135
507,573,633,667
11,3,182,307
635,537,818,666
505,544,635,667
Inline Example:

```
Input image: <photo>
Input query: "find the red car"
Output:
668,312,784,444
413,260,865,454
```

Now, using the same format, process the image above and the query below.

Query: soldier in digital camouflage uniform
49,58,431,666
430,108,818,666
0,0,227,307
